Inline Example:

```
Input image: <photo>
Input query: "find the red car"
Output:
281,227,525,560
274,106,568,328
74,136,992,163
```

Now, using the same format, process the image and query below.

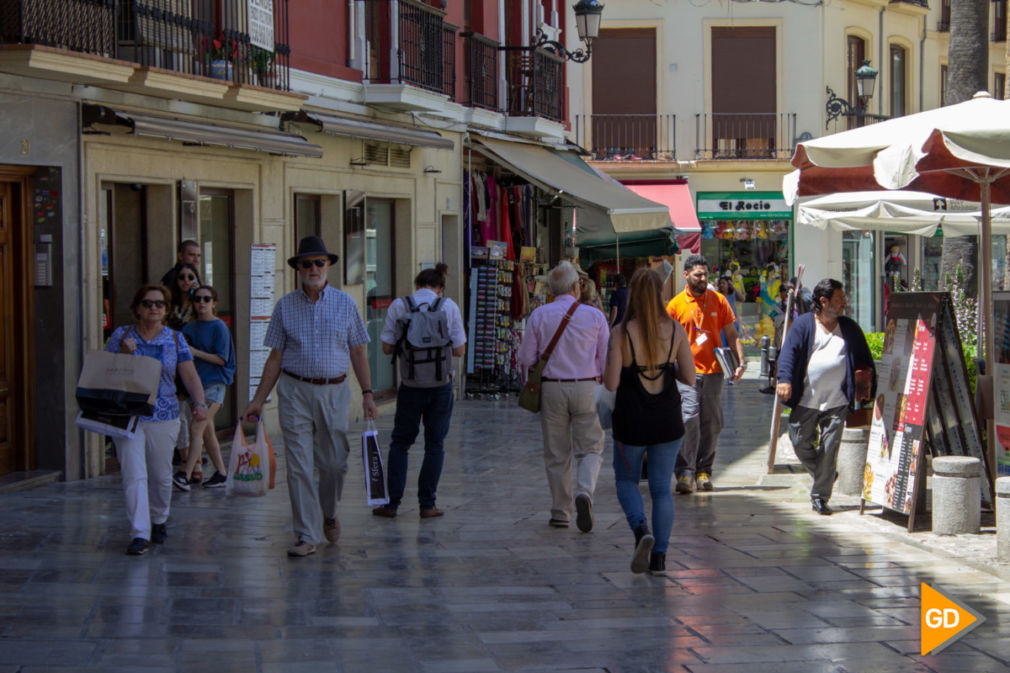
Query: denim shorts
203,383,226,406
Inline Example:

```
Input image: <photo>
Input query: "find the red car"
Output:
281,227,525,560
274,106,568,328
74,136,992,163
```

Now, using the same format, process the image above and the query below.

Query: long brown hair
622,268,671,367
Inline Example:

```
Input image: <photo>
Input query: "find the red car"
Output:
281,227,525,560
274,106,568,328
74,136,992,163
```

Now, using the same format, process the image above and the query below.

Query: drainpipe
390,0,400,81
878,7,885,117
355,0,366,75
919,15,926,110
76,101,87,479
348,0,356,69
521,0,530,46
498,0,507,111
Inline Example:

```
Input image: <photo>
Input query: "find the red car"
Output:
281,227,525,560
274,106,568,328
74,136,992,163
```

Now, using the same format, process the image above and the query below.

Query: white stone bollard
932,456,981,535
997,478,1010,561
836,426,870,496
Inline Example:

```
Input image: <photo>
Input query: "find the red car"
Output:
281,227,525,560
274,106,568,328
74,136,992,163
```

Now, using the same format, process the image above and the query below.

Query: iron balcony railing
695,112,797,160
574,114,676,161
503,46,563,122
463,32,497,110
0,0,290,90
394,0,454,96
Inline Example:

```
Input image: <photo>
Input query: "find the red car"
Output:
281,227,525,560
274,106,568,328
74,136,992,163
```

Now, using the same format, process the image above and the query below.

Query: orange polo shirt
666,288,736,374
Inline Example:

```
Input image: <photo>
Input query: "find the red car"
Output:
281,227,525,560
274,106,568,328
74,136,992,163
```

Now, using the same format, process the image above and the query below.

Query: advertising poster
249,243,276,402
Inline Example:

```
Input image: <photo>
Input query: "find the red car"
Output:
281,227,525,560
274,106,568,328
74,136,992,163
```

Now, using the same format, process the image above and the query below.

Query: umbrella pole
981,177,995,494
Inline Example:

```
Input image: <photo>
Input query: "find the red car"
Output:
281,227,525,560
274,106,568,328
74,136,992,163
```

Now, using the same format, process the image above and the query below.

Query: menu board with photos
862,293,990,526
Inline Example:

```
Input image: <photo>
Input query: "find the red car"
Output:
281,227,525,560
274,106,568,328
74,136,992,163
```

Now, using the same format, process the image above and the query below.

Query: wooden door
0,183,14,473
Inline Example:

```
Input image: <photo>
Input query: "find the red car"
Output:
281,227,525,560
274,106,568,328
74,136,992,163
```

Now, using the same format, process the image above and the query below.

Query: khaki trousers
539,380,604,522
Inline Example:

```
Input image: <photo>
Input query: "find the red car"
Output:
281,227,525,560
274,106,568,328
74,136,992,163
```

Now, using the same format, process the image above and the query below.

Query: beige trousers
539,380,604,522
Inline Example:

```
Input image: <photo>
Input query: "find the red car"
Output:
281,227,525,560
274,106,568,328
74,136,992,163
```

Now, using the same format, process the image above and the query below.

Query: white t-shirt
799,320,849,411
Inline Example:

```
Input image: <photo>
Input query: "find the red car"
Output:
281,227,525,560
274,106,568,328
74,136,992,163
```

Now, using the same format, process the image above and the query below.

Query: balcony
695,112,797,160
574,114,676,162
463,32,497,111
503,46,563,123
0,0,291,92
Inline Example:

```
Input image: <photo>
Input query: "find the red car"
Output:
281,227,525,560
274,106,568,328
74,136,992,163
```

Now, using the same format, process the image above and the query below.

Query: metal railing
574,114,676,161
1,0,290,90
395,0,452,95
464,32,498,110
503,46,563,122
695,112,797,160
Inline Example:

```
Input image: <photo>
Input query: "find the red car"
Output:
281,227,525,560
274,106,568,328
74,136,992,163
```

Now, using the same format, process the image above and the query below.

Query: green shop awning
697,191,791,220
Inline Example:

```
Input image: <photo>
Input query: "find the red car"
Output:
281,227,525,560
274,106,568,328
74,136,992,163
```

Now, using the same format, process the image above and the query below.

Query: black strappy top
612,332,685,446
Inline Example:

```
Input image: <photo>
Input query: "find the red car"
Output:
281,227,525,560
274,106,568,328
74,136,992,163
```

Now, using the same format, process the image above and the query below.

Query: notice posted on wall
249,244,276,402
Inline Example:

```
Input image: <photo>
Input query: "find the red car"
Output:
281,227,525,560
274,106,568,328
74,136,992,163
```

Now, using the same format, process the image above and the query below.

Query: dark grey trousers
676,373,724,478
787,404,848,501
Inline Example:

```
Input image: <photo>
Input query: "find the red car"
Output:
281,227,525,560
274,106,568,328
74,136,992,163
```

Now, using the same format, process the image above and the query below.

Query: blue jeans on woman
613,438,682,554
386,383,454,509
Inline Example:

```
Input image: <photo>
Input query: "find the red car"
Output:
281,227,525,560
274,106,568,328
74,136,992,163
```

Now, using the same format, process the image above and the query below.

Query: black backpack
393,296,453,388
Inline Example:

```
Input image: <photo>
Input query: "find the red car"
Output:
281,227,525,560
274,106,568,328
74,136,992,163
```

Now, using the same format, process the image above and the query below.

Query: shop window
941,64,948,105
344,190,365,286
294,193,321,283
843,231,875,332
995,72,1006,100
198,189,236,430
365,198,396,396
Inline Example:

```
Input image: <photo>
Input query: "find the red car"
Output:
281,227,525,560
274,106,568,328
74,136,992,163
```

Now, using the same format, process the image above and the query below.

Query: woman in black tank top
603,268,695,575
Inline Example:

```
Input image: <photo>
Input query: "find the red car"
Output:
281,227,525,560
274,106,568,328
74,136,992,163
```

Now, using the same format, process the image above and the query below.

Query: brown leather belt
542,377,597,383
284,370,346,385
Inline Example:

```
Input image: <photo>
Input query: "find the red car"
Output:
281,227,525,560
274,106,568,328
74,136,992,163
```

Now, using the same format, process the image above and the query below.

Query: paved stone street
2,372,1010,672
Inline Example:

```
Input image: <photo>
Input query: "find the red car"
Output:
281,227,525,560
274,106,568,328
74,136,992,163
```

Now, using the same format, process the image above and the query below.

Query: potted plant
251,46,275,86
209,36,237,81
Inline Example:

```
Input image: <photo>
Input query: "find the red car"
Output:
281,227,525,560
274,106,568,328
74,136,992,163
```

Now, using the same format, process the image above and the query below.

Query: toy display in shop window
754,263,782,340
885,244,907,291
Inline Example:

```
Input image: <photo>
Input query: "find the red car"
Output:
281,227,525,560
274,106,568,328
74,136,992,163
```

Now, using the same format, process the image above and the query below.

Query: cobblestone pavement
2,371,1010,672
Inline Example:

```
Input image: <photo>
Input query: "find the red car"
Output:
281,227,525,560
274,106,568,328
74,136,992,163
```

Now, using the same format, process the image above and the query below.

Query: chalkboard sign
861,293,990,529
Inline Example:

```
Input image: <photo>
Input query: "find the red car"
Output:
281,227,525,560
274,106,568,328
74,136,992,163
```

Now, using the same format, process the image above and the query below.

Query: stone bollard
998,478,1010,561
932,456,981,535
836,426,870,496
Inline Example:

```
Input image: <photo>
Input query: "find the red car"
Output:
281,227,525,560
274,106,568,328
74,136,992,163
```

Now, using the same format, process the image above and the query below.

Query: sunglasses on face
140,299,167,309
193,295,214,303
179,274,197,281
299,259,328,269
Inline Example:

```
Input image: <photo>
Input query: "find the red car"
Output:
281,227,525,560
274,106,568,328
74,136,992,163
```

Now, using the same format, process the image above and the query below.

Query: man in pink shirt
518,261,609,532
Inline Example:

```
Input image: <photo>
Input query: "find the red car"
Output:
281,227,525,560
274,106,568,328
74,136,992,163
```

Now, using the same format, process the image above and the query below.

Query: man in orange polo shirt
667,254,746,494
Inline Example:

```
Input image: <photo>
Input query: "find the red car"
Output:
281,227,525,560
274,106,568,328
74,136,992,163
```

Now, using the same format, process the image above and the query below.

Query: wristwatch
193,400,208,410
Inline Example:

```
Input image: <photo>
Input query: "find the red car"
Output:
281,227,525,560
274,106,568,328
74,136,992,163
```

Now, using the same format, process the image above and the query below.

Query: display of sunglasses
140,299,167,308
193,295,214,303
299,259,328,269
179,274,197,281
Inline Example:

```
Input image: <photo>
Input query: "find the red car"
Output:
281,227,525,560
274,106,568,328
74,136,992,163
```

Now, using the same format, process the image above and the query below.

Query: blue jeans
386,383,454,509
612,438,682,554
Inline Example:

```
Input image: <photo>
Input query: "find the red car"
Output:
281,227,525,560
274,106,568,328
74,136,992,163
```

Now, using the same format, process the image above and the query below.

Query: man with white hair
518,261,609,532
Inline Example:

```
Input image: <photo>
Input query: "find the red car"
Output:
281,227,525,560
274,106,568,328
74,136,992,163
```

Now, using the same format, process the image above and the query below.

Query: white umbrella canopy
785,93,1010,369
796,190,1010,236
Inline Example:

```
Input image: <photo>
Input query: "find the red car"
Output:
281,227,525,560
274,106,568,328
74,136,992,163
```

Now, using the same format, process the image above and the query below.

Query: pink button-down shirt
518,295,609,379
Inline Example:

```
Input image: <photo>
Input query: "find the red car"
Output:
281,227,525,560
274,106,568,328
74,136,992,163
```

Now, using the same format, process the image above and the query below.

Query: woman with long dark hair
603,268,695,574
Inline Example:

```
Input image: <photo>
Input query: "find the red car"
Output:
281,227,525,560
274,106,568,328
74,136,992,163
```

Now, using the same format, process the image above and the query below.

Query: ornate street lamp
508,0,604,63
825,60,886,128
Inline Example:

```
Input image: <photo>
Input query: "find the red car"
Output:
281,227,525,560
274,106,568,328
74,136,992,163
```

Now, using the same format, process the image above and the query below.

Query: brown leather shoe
323,516,340,543
419,507,444,518
372,505,397,518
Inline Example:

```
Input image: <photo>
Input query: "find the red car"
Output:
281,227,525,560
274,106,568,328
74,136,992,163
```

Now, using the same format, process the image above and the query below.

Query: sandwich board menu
992,293,1010,476
861,293,990,531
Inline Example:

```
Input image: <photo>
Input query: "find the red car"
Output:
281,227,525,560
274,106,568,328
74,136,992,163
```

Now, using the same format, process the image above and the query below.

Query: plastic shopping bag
595,384,616,430
362,420,389,506
226,422,276,497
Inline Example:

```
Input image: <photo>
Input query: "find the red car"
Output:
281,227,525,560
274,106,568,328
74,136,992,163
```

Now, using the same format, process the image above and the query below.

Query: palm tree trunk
941,234,979,299
946,0,989,104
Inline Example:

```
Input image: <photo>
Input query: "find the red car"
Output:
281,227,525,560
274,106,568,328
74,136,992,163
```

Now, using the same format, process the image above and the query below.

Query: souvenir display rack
466,258,517,397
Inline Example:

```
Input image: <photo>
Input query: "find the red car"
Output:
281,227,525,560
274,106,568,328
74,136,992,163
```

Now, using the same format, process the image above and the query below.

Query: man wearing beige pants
518,261,609,532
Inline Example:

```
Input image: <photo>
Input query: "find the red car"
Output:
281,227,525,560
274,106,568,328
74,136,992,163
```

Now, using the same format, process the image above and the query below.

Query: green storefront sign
696,191,791,221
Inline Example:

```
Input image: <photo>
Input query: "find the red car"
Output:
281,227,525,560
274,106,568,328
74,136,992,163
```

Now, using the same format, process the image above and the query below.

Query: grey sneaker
287,540,317,557
172,471,190,492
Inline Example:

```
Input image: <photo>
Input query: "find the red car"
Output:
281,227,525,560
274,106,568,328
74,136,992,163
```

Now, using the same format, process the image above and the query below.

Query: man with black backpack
372,263,466,519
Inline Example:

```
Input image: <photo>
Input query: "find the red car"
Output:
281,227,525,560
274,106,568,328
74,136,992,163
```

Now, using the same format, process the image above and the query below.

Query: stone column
932,456,981,535
997,477,1010,561
836,425,870,496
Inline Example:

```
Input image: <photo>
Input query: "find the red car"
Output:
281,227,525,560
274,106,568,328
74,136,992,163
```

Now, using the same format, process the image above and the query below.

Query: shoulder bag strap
538,301,580,365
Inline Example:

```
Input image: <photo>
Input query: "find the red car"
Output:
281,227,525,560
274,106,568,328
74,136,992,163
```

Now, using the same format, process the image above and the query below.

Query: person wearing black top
604,268,695,575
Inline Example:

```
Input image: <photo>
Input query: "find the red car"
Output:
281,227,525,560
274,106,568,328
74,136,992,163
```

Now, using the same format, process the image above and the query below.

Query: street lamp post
508,0,604,63
825,60,887,128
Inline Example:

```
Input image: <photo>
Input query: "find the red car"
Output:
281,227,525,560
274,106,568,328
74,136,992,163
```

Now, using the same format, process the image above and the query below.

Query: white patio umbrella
797,190,1010,236
785,92,1010,371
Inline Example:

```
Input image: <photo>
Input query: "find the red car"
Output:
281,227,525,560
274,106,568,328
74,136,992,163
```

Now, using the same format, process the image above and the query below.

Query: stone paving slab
2,373,1010,670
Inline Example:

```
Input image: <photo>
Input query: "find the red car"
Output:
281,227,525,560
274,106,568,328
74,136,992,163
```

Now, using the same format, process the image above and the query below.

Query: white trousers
113,418,181,541
539,380,604,522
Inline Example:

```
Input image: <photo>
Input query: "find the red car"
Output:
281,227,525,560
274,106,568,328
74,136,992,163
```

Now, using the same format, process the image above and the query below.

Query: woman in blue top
105,284,207,556
175,285,236,490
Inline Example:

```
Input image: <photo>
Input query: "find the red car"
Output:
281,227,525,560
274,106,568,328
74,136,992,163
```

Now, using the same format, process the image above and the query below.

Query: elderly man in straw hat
244,236,377,557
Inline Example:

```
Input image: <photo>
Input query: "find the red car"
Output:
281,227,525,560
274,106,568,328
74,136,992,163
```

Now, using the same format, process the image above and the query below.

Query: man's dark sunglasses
299,259,328,269
140,299,167,308
193,295,214,303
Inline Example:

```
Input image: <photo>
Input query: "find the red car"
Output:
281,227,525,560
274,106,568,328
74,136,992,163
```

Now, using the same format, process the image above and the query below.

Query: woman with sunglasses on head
167,262,201,331
105,284,208,555
174,286,235,489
